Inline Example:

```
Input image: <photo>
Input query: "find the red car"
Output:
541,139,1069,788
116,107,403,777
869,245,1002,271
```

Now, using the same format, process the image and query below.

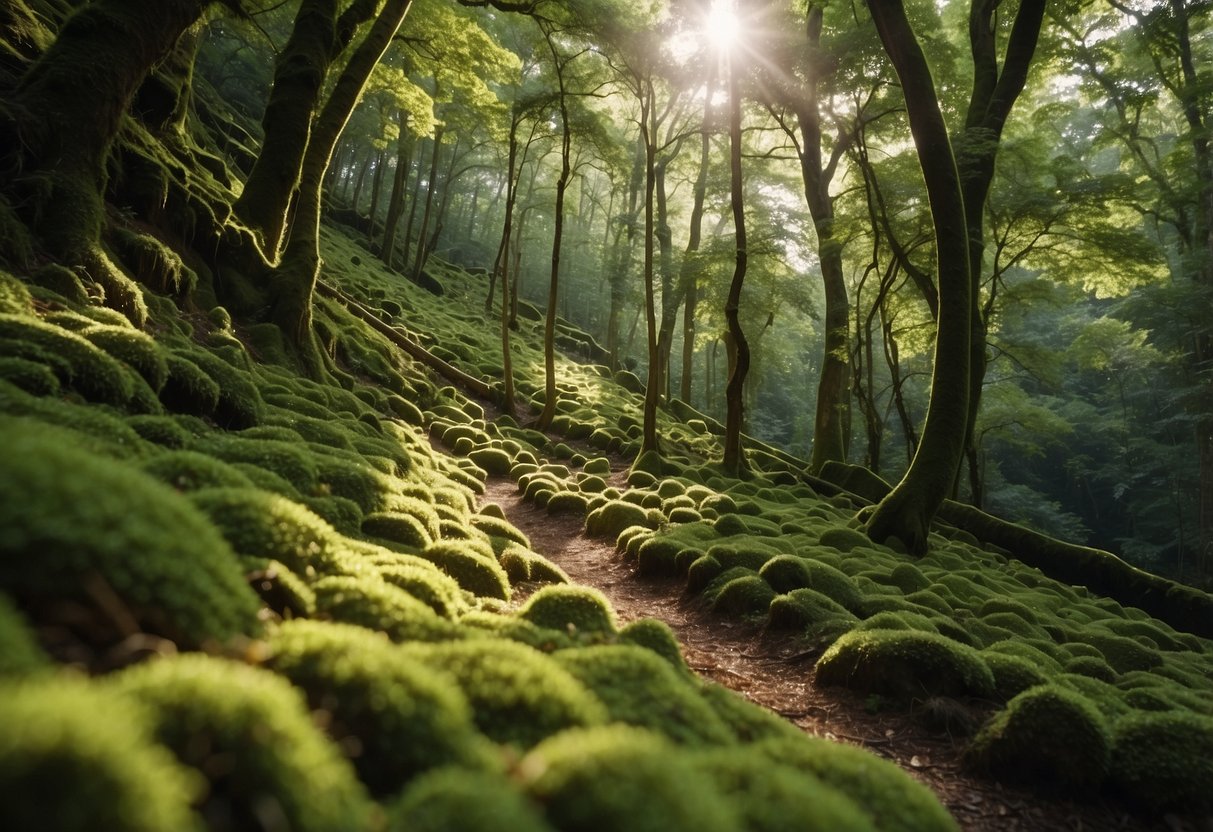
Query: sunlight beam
706,0,739,52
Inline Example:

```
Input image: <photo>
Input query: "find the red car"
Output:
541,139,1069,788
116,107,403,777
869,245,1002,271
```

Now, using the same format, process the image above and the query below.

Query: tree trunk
863,0,972,555
366,148,386,246
380,111,414,268
639,77,663,458
272,0,414,355
411,123,445,282
2,0,209,263
722,50,750,477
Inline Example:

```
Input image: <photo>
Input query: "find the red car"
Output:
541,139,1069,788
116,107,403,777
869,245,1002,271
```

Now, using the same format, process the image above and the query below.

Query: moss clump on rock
816,629,995,700
555,645,734,746
585,499,651,538
0,421,260,646
313,575,461,643
267,621,488,795
421,540,511,601
519,725,736,832
388,768,553,832
114,655,374,832
401,639,607,748
519,585,616,635
980,650,1051,701
965,684,1110,791
0,677,200,831
618,618,688,674
754,736,959,832
1109,710,1213,813
692,748,875,832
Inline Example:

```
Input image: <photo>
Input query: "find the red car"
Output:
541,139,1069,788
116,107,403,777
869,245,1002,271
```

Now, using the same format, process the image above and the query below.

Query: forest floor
483,473,1183,832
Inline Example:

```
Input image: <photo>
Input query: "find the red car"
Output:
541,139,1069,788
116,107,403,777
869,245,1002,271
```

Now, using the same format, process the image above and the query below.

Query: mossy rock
1064,654,1118,682
1110,710,1213,813
267,621,489,795
313,574,462,643
0,356,59,396
586,499,651,538
139,450,255,491
388,768,553,832
421,540,511,601
965,684,1110,791
0,677,199,831
470,513,528,547
888,563,931,593
818,526,872,552
159,353,220,417
114,654,374,831
81,325,168,391
519,585,616,635
767,588,857,633
184,348,264,428
468,446,511,475
0,422,260,646
362,510,434,549
191,487,353,578
1069,631,1163,674
376,560,466,619
401,639,608,748
754,737,959,832
555,645,734,746
692,748,875,832
618,618,688,673
980,651,1051,701
519,725,736,832
816,629,995,700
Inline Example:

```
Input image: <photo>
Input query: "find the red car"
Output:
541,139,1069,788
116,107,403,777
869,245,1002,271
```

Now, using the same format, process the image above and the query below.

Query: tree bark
380,111,414,268
863,0,972,554
410,122,445,282
722,49,750,477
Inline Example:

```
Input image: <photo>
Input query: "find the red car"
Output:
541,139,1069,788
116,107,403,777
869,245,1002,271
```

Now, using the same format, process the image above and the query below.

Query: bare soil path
484,476,1181,832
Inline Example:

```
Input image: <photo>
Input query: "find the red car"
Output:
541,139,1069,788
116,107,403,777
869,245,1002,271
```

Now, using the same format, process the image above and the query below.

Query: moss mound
816,629,995,700
0,420,260,646
388,768,553,832
1110,711,1213,813
113,655,374,831
965,684,1110,791
401,639,608,748
755,737,960,832
519,585,616,635
518,725,736,832
0,677,200,831
267,621,488,795
554,645,734,746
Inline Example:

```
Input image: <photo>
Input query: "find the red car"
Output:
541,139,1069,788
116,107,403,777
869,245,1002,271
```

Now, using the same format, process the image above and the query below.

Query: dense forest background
185,0,1211,580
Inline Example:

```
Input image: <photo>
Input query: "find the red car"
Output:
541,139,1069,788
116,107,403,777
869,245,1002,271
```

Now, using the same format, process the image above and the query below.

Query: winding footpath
483,476,1173,832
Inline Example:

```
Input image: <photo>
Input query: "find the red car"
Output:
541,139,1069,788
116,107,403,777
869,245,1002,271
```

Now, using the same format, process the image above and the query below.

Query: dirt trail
484,477,1170,832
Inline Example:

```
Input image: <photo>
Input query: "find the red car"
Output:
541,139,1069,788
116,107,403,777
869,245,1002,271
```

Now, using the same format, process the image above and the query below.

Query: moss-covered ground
4,213,1210,827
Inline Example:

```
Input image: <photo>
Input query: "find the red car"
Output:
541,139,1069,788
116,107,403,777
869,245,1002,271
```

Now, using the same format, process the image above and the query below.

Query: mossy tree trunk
1,0,209,263
678,79,715,405
954,0,1046,505
722,46,750,477
233,0,380,259
536,21,575,432
271,0,413,360
863,0,971,555
795,4,854,475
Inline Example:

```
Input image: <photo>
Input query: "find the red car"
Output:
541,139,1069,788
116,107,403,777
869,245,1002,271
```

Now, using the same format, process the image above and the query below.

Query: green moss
818,526,872,552
519,725,736,832
190,487,354,578
0,423,260,646
114,655,373,831
82,325,168,391
760,555,864,612
268,621,488,795
618,618,688,673
888,563,930,593
1064,654,1117,682
586,499,651,538
422,540,511,600
965,684,1110,791
816,629,995,700
388,768,553,832
193,434,318,493
313,574,461,643
377,560,466,619
692,749,875,832
182,347,264,428
362,510,433,549
1069,630,1163,674
0,677,200,831
754,737,959,832
980,651,1050,701
555,645,734,746
0,313,134,406
470,513,528,547
0,356,59,396
401,639,607,748
0,593,47,677
767,588,857,634
1110,711,1213,812
520,585,616,635
158,353,220,417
